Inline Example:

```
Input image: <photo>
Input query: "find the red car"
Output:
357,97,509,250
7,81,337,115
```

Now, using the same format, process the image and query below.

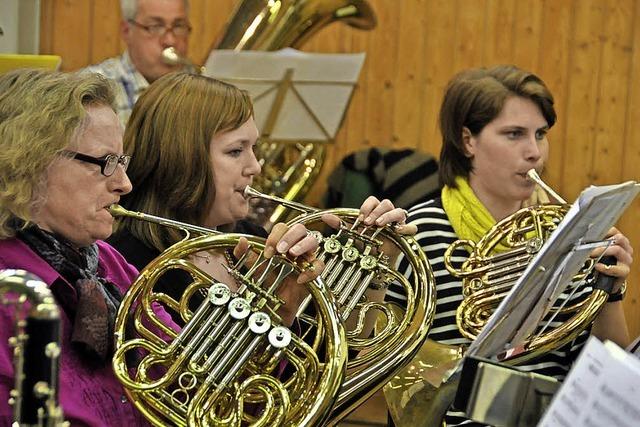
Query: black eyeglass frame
127,19,192,37
62,150,131,177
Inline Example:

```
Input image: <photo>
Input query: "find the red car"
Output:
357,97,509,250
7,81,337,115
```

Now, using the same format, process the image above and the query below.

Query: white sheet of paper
538,337,640,427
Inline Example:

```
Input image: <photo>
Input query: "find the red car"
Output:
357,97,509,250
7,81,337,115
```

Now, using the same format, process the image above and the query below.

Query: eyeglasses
127,19,192,37
62,150,131,177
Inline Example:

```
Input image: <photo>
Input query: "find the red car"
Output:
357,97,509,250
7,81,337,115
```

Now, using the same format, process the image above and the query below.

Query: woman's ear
462,127,474,158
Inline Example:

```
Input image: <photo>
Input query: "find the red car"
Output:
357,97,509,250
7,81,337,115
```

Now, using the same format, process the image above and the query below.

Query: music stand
467,180,640,360
203,48,365,144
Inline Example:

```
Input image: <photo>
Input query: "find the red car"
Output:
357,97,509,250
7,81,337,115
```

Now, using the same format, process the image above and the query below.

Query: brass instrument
108,205,347,426
0,269,66,426
243,186,436,424
215,0,377,228
385,169,611,426
448,169,606,364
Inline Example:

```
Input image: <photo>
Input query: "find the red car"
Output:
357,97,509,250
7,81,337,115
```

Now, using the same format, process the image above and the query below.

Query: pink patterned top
0,238,150,426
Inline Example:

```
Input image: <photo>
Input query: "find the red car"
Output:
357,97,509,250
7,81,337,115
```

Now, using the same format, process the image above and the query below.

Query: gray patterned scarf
17,225,123,364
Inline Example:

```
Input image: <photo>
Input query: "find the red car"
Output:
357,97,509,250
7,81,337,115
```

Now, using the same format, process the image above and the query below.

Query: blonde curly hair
0,69,116,238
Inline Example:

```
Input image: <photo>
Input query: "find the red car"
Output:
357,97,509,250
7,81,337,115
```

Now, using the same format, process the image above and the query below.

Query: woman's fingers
395,223,417,236
265,221,319,259
375,207,409,227
362,198,394,226
321,213,341,229
288,233,319,257
359,195,381,221
232,236,250,259
590,228,634,289
264,222,290,258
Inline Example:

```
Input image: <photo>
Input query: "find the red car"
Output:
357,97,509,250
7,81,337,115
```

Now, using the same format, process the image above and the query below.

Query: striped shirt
390,197,590,426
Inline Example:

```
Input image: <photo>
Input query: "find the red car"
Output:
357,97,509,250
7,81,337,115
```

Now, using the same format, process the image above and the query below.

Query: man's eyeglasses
127,19,192,37
62,150,131,177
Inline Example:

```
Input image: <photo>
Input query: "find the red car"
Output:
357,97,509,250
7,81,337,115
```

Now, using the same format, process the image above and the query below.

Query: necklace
224,249,236,268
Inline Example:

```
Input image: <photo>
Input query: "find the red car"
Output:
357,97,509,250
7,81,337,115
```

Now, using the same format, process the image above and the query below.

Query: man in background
84,0,191,126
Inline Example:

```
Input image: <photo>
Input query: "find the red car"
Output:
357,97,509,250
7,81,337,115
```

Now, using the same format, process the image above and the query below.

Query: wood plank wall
40,0,640,338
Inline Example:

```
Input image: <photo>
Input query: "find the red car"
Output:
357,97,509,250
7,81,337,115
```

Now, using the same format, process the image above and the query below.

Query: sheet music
466,181,640,359
538,337,640,427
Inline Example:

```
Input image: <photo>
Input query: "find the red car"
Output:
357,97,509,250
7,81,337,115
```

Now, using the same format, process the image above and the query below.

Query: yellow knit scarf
441,176,507,251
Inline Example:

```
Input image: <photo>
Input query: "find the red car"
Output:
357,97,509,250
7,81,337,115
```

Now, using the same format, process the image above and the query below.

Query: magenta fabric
0,238,150,426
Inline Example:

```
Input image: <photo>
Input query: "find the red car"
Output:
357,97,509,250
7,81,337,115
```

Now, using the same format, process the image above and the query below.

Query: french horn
448,169,607,364
214,0,378,228
243,186,437,424
108,205,347,426
384,169,614,426
0,269,66,426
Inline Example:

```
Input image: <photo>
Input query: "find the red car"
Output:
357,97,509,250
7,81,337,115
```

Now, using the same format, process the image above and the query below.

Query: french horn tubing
108,205,347,426
0,269,66,426
243,186,436,424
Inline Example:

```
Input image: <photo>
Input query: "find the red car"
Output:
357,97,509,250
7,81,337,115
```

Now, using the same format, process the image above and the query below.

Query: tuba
384,169,614,426
0,269,66,426
243,186,436,424
108,205,347,426
213,0,377,228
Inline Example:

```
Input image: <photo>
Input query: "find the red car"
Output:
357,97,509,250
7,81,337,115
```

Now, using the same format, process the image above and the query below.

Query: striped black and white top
388,197,591,427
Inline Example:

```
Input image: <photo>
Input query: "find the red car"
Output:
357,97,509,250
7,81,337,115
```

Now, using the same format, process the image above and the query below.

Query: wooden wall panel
483,0,517,64
536,0,572,189
90,1,122,62
39,0,640,337
593,2,633,185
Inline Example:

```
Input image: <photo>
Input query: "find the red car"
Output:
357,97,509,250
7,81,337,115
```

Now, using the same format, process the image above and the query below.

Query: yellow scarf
442,176,551,253
442,176,508,251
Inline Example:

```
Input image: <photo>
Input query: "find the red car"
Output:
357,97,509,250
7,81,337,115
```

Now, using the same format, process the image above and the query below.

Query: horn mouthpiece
108,204,130,217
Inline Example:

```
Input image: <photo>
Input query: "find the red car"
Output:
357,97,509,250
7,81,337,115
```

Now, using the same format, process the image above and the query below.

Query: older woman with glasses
0,69,152,425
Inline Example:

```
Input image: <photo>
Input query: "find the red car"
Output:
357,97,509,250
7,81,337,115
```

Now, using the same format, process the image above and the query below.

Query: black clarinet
0,269,66,426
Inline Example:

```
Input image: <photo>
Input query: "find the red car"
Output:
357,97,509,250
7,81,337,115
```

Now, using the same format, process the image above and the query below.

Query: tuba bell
243,186,437,424
213,0,377,228
108,205,347,426
0,269,66,426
